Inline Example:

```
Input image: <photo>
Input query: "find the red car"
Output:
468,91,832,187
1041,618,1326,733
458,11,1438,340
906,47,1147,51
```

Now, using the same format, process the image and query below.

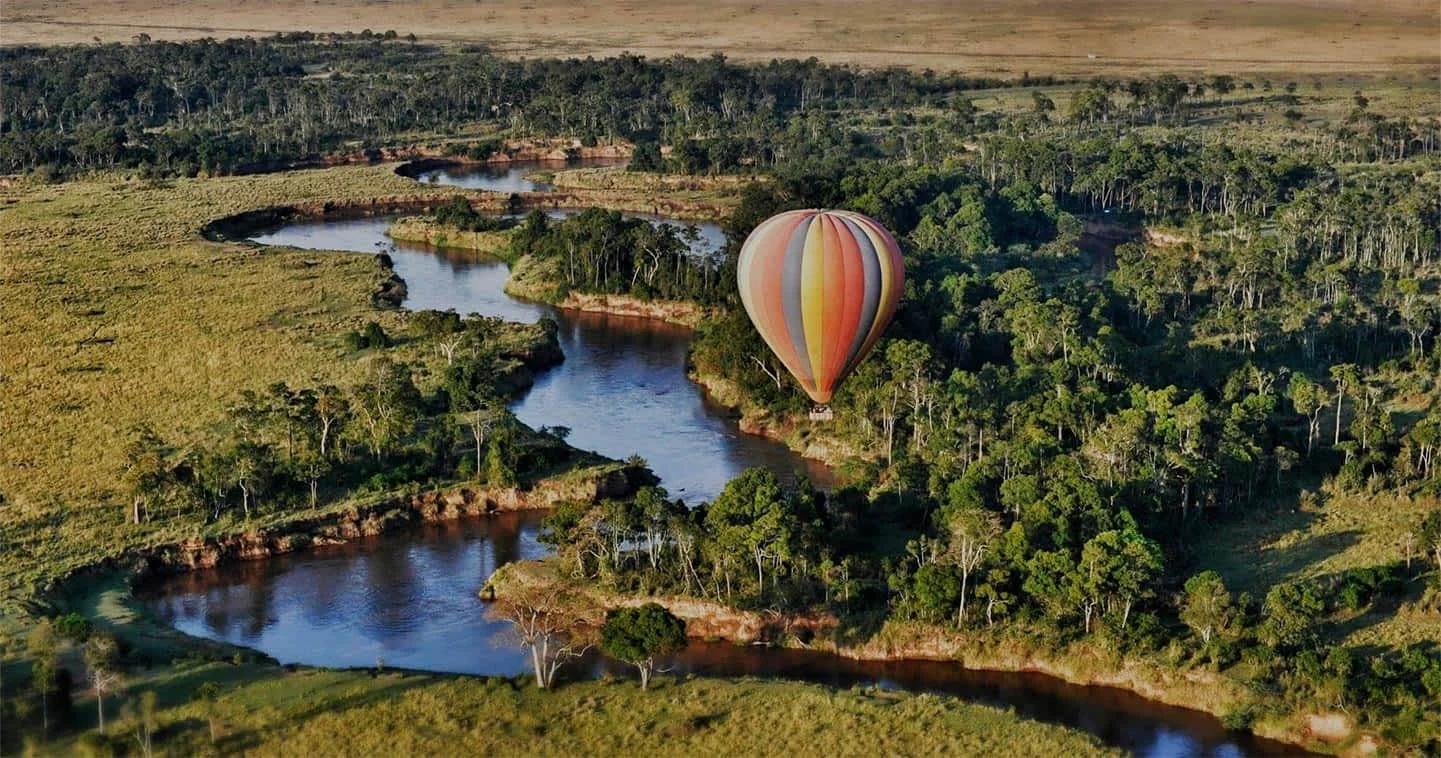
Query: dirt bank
115,465,649,583
687,368,863,468
487,559,1344,754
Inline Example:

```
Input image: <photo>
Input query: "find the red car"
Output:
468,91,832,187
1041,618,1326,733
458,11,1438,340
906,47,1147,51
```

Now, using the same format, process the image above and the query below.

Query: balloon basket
808,405,834,422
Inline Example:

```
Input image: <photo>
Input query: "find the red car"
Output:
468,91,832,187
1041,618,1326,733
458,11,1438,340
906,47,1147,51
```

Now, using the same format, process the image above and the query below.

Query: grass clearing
1189,489,1441,649
1192,491,1440,595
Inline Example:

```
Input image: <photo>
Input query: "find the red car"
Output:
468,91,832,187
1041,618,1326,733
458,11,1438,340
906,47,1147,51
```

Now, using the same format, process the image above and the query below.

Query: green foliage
907,564,964,623
55,613,93,643
344,321,392,351
433,196,514,233
1260,582,1324,650
1179,571,1235,646
600,603,688,689
510,208,725,304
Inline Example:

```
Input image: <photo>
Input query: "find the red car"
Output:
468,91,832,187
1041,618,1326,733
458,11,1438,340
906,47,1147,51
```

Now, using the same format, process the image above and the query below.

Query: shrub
55,612,92,643
1221,704,1256,730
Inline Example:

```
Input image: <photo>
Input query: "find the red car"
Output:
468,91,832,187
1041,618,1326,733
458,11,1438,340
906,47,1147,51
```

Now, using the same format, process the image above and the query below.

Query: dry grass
3,1,1438,76
0,165,444,514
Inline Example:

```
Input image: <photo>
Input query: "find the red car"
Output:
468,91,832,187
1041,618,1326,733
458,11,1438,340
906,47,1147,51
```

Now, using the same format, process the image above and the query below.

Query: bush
1221,704,1256,730
345,321,392,351
55,612,92,643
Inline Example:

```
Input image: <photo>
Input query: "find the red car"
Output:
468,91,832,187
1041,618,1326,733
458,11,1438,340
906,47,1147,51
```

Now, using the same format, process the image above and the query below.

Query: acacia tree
599,603,687,690
494,581,593,689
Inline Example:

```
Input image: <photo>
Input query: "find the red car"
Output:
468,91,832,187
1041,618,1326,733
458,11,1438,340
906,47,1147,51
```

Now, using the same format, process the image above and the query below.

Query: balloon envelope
737,209,904,405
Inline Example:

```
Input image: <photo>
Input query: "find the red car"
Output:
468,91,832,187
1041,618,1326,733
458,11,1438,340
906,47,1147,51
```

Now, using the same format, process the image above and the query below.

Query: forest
1,32,1439,753
0,35,1043,176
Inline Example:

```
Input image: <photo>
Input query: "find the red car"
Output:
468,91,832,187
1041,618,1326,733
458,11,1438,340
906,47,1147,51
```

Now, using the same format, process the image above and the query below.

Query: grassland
27,664,1119,757
0,165,505,612
3,1,1437,77
1191,488,1441,648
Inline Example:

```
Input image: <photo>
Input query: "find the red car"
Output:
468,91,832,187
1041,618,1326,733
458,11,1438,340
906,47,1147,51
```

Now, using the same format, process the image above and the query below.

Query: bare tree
85,636,122,732
437,333,466,365
1400,529,1417,571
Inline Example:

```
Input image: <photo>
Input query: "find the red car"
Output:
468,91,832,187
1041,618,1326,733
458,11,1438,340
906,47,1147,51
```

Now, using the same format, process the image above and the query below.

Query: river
140,173,1293,756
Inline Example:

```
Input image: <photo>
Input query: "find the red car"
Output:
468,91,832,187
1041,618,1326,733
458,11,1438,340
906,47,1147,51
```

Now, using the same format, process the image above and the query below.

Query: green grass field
1190,488,1441,648
36,666,1120,757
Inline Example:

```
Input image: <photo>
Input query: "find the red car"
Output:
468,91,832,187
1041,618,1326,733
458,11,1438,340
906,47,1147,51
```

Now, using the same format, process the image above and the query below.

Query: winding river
140,164,1294,757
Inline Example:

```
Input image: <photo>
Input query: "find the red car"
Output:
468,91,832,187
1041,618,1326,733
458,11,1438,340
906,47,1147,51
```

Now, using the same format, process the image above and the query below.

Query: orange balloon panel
737,209,904,405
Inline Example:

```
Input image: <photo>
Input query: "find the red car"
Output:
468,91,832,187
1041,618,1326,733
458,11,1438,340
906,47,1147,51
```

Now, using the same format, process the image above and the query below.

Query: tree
494,580,593,689
312,385,348,459
940,505,1001,626
704,469,815,597
27,618,59,734
121,425,171,524
630,141,664,172
1031,91,1056,117
1421,512,1441,573
599,603,687,690
485,413,521,487
1261,582,1324,650
1179,570,1235,645
1286,374,1326,456
84,635,122,732
1329,363,1360,446
1079,528,1164,631
122,690,157,758
351,358,421,460
191,682,222,743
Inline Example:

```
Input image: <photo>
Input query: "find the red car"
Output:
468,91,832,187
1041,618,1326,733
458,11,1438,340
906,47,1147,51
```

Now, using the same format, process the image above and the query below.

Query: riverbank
687,369,865,469
486,560,1354,754
505,252,717,328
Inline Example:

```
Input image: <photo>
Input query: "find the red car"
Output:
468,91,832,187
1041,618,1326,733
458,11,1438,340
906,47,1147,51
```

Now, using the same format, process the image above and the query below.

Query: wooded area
2,33,1438,752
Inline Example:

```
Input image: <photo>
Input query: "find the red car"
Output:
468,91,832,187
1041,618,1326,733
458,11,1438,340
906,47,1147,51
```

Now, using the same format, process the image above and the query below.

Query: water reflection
146,514,543,673
248,216,829,503
413,158,628,193
141,511,1287,757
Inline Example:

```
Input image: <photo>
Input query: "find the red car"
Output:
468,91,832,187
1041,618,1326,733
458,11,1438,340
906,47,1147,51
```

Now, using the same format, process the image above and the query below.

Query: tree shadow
214,671,436,753
1190,490,1364,595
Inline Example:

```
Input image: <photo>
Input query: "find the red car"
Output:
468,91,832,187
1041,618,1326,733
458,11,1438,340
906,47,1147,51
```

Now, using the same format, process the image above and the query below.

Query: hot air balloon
737,209,905,419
